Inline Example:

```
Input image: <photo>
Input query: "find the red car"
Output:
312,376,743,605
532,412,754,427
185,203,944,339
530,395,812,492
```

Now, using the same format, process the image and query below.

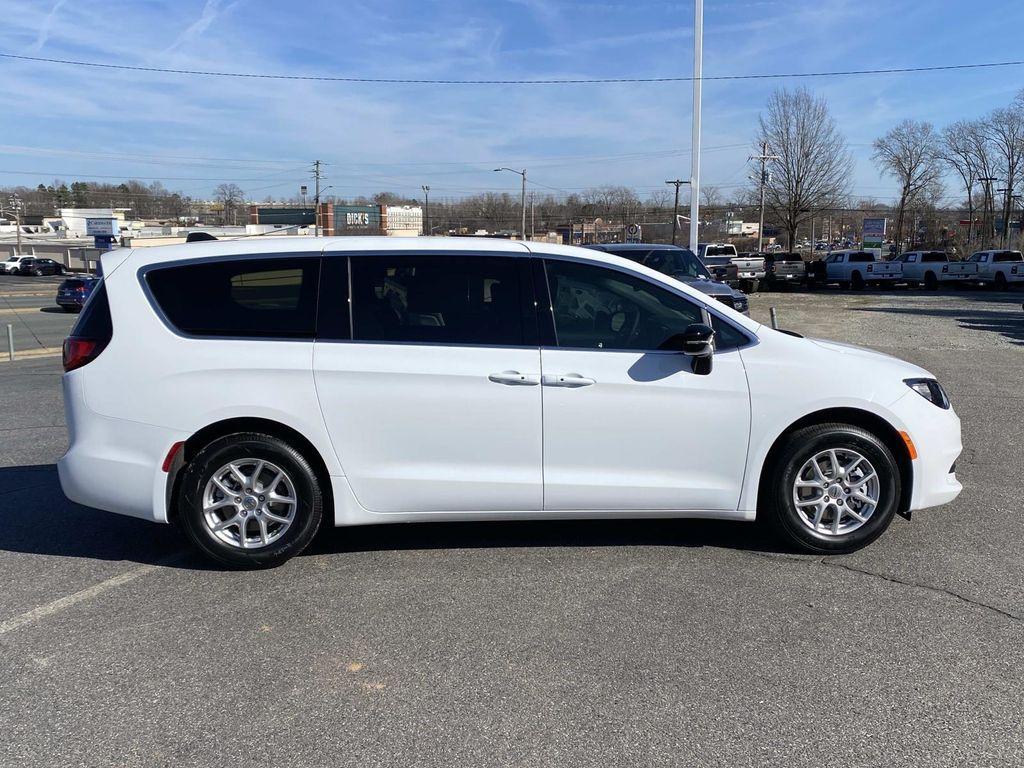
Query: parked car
968,250,1024,290
586,243,749,315
56,276,99,312
1,254,37,275
819,250,902,289
730,250,767,291
763,252,806,288
701,254,740,286
30,257,65,276
898,251,976,289
59,238,962,567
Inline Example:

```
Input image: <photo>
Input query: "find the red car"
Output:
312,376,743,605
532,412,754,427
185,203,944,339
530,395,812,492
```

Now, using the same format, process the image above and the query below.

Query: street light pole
494,168,527,240
689,0,703,254
421,185,430,236
8,195,23,253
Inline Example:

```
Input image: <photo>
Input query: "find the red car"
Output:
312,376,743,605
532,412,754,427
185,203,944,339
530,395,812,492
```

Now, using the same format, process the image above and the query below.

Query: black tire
177,432,324,568
994,272,1008,291
765,423,900,554
851,271,865,290
924,271,938,290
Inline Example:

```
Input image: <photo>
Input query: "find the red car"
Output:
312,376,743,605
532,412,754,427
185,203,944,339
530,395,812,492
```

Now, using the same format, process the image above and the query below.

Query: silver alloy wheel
202,459,297,550
792,448,880,536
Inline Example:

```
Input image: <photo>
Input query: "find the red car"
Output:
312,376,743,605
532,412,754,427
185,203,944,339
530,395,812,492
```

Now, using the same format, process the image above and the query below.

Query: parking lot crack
744,551,1023,623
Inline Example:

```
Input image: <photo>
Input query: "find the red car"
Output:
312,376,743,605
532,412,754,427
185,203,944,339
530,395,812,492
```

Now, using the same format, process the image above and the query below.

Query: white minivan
58,237,963,567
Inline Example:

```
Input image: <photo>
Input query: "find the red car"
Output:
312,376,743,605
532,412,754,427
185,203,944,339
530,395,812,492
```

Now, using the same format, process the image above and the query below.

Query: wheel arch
168,416,334,524
754,407,913,517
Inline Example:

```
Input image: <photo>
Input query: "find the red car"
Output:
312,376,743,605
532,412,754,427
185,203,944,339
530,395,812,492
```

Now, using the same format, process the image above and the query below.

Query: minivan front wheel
767,423,900,553
178,432,324,568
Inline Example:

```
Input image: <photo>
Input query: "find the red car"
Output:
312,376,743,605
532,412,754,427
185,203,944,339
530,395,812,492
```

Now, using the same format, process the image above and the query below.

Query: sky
0,0,1022,206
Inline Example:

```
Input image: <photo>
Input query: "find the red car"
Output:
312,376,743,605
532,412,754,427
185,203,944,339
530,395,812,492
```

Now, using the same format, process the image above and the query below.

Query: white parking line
0,562,166,636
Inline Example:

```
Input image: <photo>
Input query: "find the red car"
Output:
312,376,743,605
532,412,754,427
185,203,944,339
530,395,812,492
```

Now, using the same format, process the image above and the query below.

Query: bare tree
214,183,245,225
872,120,943,251
756,87,853,249
963,120,999,244
985,101,1024,245
938,120,979,245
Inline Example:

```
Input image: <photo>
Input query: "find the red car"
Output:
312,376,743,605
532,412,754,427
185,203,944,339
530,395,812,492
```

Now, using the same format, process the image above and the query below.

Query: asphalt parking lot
1,282,1022,767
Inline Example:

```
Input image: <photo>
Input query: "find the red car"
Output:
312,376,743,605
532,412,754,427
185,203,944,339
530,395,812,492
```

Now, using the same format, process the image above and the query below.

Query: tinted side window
994,251,1022,262
922,253,946,263
710,315,749,350
71,281,112,340
146,256,320,338
350,255,528,346
850,253,873,263
544,259,702,350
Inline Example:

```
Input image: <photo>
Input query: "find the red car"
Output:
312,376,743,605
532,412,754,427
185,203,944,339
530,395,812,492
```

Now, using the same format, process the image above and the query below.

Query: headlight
904,378,950,409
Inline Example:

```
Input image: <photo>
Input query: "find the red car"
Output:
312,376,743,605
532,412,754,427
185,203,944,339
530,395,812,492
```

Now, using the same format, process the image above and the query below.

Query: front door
313,252,543,513
538,258,751,511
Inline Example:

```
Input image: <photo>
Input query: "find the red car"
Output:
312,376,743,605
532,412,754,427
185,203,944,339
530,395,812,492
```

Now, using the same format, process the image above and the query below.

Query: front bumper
892,389,963,511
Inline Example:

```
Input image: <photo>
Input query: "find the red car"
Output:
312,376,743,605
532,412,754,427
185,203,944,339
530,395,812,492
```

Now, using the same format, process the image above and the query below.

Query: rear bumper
57,372,185,523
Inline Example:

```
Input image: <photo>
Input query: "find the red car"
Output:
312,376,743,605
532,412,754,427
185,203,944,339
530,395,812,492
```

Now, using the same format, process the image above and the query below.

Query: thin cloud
32,0,67,51
163,0,241,55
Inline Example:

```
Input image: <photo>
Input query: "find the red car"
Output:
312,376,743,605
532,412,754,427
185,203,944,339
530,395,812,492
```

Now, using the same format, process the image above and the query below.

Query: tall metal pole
688,0,703,254
421,185,430,236
520,169,527,241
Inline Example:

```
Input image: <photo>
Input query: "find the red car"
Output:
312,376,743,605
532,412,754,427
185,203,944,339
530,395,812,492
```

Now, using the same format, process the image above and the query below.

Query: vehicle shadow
0,464,209,569
851,306,1024,345
0,464,798,568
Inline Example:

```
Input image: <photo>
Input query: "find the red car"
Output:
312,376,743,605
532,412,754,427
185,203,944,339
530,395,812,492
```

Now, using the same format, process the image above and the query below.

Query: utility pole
665,179,689,246
530,192,536,239
421,185,430,236
689,0,703,254
8,194,23,253
750,141,779,252
312,160,323,237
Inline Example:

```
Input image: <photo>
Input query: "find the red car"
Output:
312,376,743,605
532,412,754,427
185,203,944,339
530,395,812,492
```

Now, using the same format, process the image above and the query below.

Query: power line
2,52,1023,84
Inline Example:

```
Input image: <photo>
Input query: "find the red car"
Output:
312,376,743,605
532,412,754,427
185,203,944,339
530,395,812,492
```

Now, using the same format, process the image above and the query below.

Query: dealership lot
1,286,1022,767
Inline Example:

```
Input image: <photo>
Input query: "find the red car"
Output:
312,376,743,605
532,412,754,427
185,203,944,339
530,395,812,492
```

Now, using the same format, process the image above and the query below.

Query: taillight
62,337,107,372
942,265,948,272
867,264,873,272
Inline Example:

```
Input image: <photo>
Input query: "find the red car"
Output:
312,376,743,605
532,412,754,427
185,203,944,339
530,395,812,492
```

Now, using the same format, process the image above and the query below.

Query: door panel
313,253,543,513
538,257,751,511
315,343,542,513
541,347,750,510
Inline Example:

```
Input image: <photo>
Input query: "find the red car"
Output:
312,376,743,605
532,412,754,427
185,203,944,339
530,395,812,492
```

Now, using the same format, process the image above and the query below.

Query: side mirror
660,323,715,374
680,322,715,357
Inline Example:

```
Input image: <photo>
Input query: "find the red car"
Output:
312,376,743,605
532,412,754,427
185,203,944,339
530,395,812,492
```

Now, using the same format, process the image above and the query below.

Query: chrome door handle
542,373,596,387
488,371,540,386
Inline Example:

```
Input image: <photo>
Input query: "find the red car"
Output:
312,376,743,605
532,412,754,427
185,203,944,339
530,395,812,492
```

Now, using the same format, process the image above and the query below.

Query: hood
808,337,932,379
677,276,733,297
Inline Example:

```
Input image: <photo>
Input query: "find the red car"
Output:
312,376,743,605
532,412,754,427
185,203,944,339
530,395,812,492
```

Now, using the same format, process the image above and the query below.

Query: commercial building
59,208,127,237
248,206,316,227
318,204,383,236
383,205,423,237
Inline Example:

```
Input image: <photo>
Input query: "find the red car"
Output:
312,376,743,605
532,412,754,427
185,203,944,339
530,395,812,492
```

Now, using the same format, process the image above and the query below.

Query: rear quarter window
145,256,320,338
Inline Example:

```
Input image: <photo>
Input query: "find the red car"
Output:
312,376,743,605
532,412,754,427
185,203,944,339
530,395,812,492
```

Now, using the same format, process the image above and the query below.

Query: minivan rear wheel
178,432,324,568
766,423,900,554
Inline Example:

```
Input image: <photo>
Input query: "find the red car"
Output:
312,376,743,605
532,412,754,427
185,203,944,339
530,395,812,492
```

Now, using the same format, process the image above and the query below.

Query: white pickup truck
823,250,902,289
0,255,36,275
967,250,1024,289
898,251,976,289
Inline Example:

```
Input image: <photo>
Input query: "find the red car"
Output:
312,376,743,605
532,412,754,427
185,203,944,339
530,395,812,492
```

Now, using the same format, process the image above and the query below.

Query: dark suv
584,243,749,315
56,276,99,312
